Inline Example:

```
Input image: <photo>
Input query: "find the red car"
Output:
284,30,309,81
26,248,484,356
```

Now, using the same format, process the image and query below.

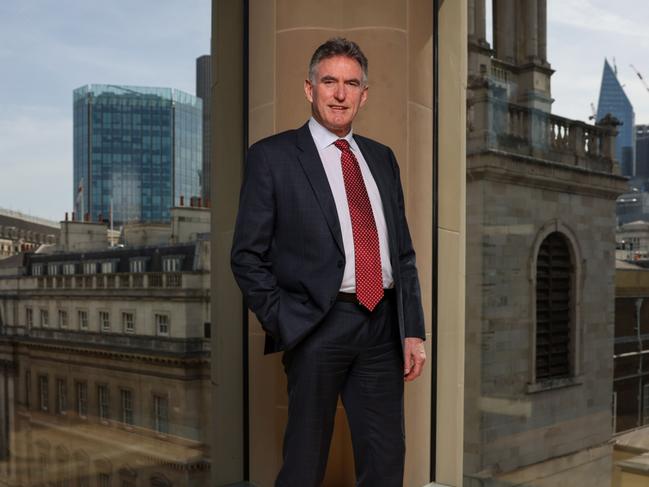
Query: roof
26,243,198,274
616,259,647,270
0,212,59,241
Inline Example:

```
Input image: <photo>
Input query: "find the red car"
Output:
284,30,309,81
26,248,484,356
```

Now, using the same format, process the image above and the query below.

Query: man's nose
333,83,346,101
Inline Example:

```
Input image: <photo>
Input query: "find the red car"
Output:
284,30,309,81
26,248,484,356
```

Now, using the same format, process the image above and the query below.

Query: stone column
468,0,475,37
526,0,539,61
494,0,515,63
475,0,487,42
538,0,547,62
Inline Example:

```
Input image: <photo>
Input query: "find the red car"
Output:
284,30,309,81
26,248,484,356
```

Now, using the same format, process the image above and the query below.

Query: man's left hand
403,337,426,382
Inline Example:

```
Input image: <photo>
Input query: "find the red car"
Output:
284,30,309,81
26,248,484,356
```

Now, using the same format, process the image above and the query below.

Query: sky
1,0,649,221
0,0,210,221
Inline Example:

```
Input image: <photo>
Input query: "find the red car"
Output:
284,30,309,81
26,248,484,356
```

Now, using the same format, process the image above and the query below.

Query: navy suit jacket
231,122,425,354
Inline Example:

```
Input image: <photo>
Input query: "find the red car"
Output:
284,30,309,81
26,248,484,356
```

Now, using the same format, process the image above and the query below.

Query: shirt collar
308,117,359,153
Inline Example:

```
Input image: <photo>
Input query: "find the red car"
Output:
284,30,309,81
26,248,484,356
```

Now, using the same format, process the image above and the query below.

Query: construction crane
589,102,597,121
630,64,649,94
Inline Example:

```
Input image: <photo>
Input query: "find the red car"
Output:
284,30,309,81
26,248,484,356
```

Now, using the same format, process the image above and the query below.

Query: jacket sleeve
230,142,281,338
390,148,426,340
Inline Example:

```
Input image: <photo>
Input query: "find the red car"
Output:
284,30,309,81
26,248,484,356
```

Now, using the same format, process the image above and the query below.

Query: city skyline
0,0,210,222
3,0,649,221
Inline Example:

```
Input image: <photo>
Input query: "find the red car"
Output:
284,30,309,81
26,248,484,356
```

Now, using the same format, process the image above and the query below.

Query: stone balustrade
30,272,186,291
468,90,620,174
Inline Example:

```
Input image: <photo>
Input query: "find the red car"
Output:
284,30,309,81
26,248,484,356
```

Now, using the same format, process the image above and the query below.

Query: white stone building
0,206,212,486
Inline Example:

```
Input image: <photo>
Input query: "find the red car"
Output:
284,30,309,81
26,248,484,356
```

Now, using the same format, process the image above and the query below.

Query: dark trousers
276,296,405,487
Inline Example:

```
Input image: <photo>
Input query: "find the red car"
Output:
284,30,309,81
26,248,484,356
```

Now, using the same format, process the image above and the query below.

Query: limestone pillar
538,0,547,62
526,0,539,61
469,0,487,45
494,0,515,63
468,0,476,37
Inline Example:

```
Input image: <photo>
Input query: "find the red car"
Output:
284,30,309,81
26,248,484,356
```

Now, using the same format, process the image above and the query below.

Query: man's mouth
329,105,347,111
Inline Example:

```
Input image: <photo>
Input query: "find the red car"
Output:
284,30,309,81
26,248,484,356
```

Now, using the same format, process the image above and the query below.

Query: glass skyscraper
73,85,202,225
596,59,635,177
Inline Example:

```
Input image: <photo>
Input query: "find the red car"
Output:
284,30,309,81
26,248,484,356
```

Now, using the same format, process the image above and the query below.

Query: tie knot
334,139,351,152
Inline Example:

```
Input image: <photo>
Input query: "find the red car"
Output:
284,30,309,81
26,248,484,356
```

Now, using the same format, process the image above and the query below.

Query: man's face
304,55,368,137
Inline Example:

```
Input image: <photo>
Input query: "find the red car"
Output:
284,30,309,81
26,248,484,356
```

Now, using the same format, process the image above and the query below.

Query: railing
132,274,144,288
29,272,185,290
491,61,510,84
468,96,618,173
165,273,182,288
149,273,163,288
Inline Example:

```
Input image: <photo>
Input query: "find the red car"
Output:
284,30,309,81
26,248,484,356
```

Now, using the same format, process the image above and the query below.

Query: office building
0,205,211,485
196,55,212,203
636,124,649,179
596,59,636,177
73,85,203,226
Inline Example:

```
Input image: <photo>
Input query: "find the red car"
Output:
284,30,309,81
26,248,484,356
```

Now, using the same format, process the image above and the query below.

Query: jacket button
337,260,343,268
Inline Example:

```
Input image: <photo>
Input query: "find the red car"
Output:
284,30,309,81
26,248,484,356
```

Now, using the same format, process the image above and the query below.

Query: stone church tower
465,1,627,485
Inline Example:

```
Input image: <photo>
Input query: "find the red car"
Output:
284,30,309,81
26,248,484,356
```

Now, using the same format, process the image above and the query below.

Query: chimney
180,195,185,207
84,212,89,222
65,212,69,222
197,197,202,208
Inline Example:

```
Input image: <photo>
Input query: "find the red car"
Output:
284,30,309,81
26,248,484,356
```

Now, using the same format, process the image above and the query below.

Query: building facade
0,207,211,486
616,189,649,225
73,85,203,226
196,55,212,203
597,59,636,177
466,1,627,485
635,124,649,180
0,208,59,259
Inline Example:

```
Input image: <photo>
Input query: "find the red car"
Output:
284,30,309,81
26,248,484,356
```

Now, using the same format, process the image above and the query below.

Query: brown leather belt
336,288,395,304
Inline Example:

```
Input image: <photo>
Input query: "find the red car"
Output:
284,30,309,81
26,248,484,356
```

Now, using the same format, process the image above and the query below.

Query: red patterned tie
334,139,383,311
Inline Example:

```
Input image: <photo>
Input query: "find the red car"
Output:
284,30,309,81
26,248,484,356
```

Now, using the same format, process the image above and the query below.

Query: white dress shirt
308,117,394,292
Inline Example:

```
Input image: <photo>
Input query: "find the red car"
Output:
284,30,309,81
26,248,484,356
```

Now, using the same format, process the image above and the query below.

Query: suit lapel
296,123,345,254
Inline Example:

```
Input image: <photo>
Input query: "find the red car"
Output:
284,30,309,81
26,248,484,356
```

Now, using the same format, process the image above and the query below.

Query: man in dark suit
231,37,426,487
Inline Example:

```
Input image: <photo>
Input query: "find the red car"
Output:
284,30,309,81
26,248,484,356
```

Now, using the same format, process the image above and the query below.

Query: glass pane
0,2,212,486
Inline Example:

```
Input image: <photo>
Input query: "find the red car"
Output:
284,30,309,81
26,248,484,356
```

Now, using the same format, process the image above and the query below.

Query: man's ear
359,85,368,108
304,79,314,103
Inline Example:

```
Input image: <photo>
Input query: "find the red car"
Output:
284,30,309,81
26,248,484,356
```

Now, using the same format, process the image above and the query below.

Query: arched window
535,231,573,380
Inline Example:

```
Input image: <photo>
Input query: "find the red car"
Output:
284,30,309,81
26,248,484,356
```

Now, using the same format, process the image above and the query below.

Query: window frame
78,309,89,330
40,308,49,328
76,381,88,418
155,313,170,337
153,393,169,434
528,221,583,392
122,311,135,334
99,310,111,332
38,374,49,412
58,309,69,329
120,388,134,426
97,384,110,422
55,378,67,415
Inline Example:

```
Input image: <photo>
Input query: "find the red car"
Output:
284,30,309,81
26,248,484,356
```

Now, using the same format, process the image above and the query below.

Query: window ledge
526,376,583,394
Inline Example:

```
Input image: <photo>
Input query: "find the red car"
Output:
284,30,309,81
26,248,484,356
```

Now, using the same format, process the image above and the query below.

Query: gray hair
308,37,368,86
